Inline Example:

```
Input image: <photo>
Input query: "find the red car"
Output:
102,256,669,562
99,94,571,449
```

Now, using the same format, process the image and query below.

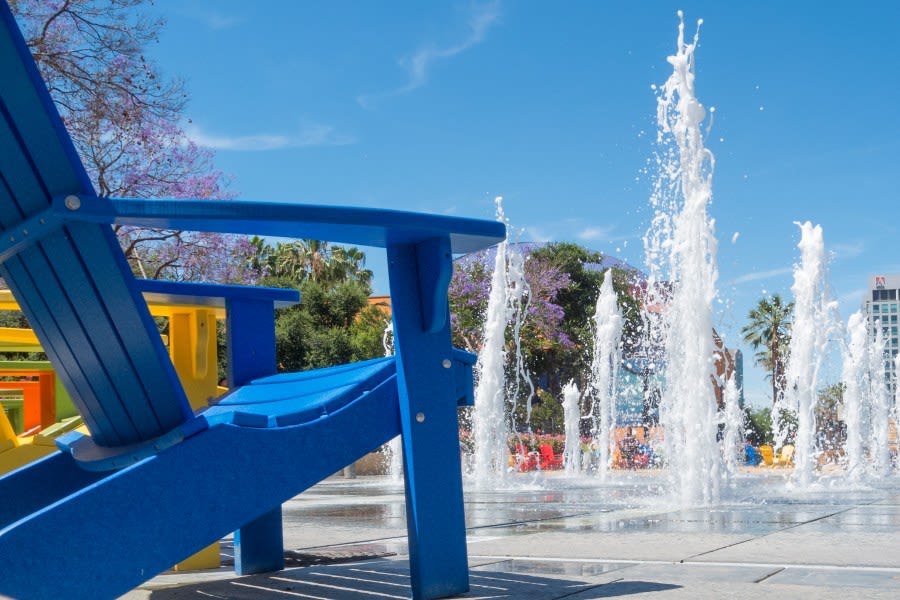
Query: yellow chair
0,413,85,475
758,444,774,466
774,444,794,467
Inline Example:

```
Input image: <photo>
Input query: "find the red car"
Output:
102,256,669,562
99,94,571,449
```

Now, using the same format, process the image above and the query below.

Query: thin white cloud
727,267,793,286
177,7,242,30
838,287,867,310
187,128,289,151
523,225,552,243
516,219,636,248
831,240,864,260
576,225,616,242
187,122,356,152
357,1,502,108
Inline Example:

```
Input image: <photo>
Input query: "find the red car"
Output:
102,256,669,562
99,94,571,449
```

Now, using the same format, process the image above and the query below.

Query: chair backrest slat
3,251,138,444
1,254,114,436
65,224,191,430
0,4,192,447
40,233,166,438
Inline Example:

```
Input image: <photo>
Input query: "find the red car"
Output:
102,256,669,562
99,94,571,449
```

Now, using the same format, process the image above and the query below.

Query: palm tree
246,237,375,289
742,294,794,406
324,245,373,288
298,239,330,283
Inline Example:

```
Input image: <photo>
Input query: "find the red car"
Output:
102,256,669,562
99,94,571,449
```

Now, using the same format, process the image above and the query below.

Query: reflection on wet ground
284,502,406,524
473,558,633,578
286,471,900,540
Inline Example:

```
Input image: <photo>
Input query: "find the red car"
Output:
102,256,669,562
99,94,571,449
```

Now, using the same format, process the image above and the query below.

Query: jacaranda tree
11,0,258,283
449,243,643,433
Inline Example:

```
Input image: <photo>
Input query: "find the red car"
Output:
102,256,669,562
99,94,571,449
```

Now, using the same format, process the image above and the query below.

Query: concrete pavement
121,469,900,599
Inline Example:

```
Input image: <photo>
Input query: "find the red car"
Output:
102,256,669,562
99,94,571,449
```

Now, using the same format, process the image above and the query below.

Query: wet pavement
122,469,900,599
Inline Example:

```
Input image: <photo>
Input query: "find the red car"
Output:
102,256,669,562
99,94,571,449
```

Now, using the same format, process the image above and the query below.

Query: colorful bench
0,283,299,571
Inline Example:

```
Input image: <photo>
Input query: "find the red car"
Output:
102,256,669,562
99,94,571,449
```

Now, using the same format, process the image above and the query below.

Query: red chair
514,443,538,472
538,444,563,470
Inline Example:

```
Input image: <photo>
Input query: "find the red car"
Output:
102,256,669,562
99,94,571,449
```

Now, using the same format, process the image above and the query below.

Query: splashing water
867,325,891,478
841,310,868,481
840,309,896,482
505,242,535,433
382,321,394,356
562,382,582,474
894,354,900,462
451,11,900,505
589,271,623,481
381,321,404,482
471,199,513,484
780,222,840,487
721,374,743,479
470,197,534,486
647,11,723,506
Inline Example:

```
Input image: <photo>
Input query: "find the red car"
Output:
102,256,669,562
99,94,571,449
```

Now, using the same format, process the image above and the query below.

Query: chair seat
203,357,396,428
56,357,399,471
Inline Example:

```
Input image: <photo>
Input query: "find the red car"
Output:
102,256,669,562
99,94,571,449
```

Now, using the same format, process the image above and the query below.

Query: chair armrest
52,194,504,333
55,195,506,255
135,280,299,310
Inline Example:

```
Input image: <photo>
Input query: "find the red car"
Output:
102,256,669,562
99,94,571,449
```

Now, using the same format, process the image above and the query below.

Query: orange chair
0,371,55,433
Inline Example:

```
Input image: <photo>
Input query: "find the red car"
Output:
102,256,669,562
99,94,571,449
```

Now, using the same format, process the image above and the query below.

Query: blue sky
148,1,900,407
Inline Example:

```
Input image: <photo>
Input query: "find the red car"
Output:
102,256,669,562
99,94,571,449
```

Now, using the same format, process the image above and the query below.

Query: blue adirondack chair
0,3,505,599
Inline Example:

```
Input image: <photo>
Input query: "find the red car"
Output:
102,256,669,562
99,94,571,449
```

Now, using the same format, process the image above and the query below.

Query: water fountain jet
562,382,582,474
867,326,891,478
589,271,623,481
840,310,867,481
471,199,513,485
646,11,723,506
780,222,840,487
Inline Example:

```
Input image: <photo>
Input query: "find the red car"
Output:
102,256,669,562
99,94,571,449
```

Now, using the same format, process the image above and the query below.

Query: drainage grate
220,544,396,568
283,545,397,567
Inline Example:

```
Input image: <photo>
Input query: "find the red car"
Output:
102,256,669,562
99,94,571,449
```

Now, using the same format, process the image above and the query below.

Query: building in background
865,274,900,396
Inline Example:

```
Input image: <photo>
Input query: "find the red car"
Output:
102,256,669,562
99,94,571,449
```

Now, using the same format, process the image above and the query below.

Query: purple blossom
13,1,258,284
448,250,573,352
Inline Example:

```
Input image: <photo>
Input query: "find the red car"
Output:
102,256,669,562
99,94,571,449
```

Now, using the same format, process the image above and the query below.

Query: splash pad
462,12,897,504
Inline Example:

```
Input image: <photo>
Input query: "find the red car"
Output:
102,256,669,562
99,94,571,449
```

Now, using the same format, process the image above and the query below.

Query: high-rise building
865,274,900,391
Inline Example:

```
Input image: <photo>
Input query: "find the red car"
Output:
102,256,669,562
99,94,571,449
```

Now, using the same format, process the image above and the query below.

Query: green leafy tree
325,246,373,288
349,304,391,362
529,244,603,344
275,280,370,371
743,405,797,446
514,388,565,434
242,238,382,372
744,406,773,445
741,294,794,406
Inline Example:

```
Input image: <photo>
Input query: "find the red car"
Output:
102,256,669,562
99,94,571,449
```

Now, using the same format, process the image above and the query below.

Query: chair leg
234,508,285,575
388,241,469,600
227,297,284,574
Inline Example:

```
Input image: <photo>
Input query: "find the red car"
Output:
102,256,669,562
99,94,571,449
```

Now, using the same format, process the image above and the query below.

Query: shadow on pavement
147,558,682,599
